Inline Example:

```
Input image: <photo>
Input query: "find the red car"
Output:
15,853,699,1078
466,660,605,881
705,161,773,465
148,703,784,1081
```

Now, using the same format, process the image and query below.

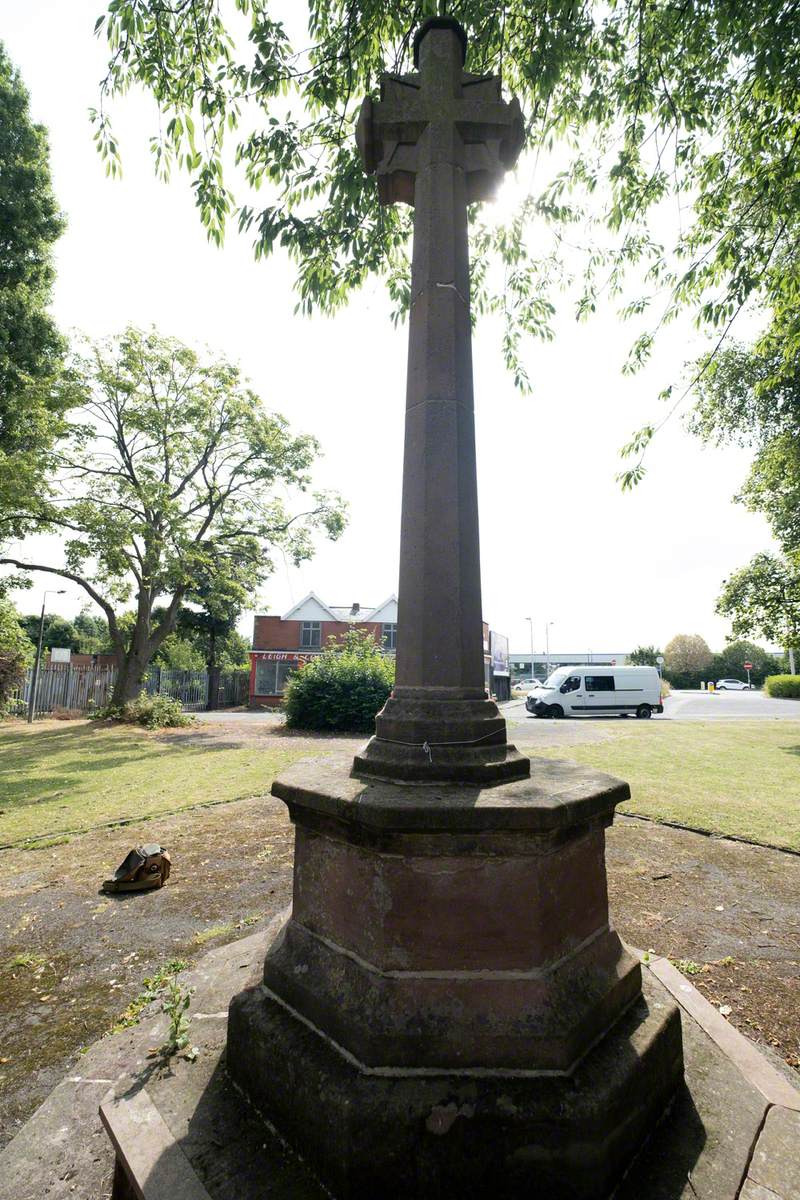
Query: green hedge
764,675,800,698
283,630,394,733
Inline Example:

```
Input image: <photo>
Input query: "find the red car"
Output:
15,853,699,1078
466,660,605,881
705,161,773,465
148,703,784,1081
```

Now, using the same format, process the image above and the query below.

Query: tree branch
0,557,123,648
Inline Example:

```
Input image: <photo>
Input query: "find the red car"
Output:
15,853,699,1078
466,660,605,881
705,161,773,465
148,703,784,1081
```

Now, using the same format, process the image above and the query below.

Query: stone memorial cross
354,17,529,782
226,25,684,1196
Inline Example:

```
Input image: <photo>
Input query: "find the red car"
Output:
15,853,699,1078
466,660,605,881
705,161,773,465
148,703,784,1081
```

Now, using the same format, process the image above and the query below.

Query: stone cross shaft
355,18,527,782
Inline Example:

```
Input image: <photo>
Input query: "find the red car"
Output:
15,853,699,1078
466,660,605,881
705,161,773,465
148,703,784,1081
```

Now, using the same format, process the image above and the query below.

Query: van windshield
543,669,569,689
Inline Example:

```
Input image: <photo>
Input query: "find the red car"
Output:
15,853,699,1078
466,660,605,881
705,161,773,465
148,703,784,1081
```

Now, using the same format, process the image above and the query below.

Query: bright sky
1,1,776,655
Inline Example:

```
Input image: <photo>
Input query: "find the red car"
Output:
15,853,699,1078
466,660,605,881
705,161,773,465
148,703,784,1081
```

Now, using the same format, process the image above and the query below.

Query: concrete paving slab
101,1087,212,1200
745,1106,800,1199
615,1009,768,1200
738,1182,784,1200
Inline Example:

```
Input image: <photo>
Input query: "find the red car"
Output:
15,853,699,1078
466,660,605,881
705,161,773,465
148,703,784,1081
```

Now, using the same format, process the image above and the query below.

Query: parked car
526,665,664,719
715,678,753,690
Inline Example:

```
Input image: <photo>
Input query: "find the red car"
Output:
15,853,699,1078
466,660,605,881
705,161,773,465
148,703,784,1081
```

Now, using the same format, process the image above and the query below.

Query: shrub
283,629,394,733
93,691,193,729
764,675,800,699
0,694,27,719
0,597,32,710
659,679,672,698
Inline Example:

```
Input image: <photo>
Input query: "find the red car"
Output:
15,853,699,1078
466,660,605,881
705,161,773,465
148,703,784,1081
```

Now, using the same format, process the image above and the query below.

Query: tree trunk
206,666,221,710
111,652,152,707
108,583,184,708
206,628,220,710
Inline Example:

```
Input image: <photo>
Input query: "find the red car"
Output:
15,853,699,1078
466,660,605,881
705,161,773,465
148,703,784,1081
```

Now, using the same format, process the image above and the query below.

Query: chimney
351,603,360,616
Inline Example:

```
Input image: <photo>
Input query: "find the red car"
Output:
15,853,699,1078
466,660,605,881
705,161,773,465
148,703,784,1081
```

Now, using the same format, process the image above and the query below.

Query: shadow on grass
0,721,284,814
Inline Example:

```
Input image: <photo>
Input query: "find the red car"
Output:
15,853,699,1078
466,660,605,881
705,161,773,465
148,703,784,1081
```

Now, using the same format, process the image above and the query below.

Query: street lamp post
525,619,532,686
545,621,555,677
27,589,66,724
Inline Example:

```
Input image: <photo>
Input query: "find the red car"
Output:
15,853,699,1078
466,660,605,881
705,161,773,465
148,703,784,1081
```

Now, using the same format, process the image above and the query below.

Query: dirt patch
1,754,797,1150
0,791,294,1147
608,817,800,1073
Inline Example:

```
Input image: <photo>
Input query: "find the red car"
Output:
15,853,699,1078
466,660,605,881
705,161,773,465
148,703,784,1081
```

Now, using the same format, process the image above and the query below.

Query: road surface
503,689,800,724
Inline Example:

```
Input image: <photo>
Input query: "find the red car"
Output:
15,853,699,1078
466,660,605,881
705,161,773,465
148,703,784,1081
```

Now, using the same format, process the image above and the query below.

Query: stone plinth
226,756,683,1197
353,688,530,783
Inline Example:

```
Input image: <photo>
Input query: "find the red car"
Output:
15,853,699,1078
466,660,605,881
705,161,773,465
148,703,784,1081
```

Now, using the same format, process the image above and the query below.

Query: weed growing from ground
111,959,188,1032
160,976,196,1060
4,951,47,971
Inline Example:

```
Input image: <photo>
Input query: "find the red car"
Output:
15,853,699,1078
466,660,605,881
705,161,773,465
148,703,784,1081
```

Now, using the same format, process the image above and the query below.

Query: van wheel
549,704,564,719
636,704,652,719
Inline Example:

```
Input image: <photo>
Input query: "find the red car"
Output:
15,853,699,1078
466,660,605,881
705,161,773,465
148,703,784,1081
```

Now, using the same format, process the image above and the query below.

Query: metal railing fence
12,665,249,716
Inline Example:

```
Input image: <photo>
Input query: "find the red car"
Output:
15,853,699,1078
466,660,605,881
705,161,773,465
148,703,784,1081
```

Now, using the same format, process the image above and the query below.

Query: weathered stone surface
615,1004,770,1200
738,1183,785,1200
227,968,682,1200
746,1107,800,1198
272,753,630,838
3,921,794,1200
226,752,682,1192
228,18,683,1196
101,1088,213,1200
260,914,640,1071
352,19,527,783
259,756,641,1071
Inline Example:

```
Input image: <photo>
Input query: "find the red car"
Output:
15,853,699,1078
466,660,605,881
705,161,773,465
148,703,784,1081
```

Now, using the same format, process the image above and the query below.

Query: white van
526,665,664,719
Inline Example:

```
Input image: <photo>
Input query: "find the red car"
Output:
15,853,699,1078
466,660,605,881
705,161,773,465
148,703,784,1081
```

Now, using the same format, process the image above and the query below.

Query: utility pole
27,589,66,724
545,621,555,677
526,616,534,682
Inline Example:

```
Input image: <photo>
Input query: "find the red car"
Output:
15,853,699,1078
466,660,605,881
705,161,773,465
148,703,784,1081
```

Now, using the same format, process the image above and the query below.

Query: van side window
585,675,615,692
562,675,581,692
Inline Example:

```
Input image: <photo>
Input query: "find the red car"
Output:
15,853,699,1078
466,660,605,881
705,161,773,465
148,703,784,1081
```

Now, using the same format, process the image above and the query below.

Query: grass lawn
529,719,800,851
0,720,301,847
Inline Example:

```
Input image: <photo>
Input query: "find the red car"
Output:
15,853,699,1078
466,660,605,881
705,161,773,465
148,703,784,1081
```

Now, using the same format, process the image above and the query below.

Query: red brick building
249,593,398,707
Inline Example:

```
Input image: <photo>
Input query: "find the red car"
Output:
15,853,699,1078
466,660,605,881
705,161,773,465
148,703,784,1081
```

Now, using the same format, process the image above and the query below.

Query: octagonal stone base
228,971,682,1200
226,756,684,1197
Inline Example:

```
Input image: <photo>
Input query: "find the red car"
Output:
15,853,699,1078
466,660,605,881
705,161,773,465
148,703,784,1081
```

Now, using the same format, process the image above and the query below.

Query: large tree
18,612,81,654
0,327,346,704
689,338,800,556
663,633,713,688
92,1,800,434
628,644,662,667
0,40,68,524
711,639,780,688
716,553,800,667
0,595,32,709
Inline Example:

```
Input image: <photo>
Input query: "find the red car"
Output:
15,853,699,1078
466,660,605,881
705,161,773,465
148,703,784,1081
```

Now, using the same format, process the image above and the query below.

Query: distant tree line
16,607,251,673
0,42,347,708
629,638,782,691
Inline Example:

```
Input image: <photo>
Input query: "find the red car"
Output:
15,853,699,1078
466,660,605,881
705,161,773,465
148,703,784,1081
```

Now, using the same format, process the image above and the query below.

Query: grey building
510,653,629,683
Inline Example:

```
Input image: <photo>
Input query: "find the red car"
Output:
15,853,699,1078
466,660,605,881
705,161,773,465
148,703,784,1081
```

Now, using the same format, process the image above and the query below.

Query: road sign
743,661,753,670
656,655,665,665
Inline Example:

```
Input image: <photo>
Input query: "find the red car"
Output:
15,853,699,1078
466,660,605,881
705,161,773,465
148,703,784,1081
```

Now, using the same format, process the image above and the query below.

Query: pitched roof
280,592,341,623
